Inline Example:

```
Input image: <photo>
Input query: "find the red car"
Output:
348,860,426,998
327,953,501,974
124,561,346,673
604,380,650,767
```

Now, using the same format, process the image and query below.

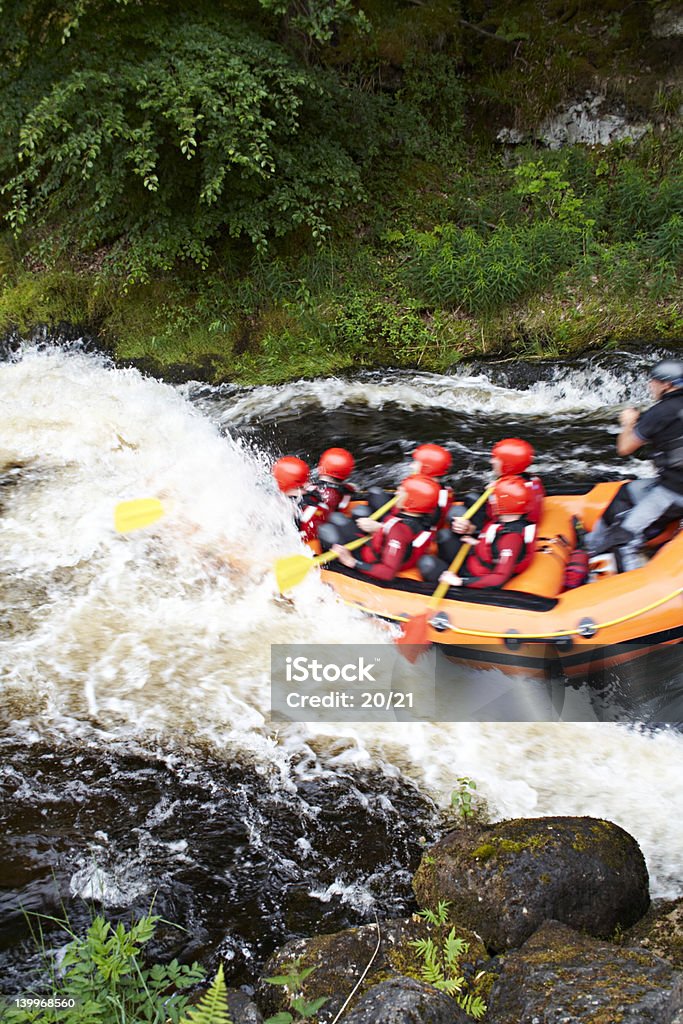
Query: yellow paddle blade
114,498,165,534
273,492,399,593
274,554,319,593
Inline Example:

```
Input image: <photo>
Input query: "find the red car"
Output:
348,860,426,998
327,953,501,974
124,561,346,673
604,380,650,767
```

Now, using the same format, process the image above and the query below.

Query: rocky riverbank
223,815,683,1024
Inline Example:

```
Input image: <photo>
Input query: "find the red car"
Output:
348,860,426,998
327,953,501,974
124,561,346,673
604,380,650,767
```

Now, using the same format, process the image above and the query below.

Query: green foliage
1,913,205,1024
404,219,580,314
264,958,328,1023
0,2,391,282
333,292,433,362
397,52,466,159
400,142,682,317
179,965,233,1024
258,0,371,51
0,0,681,373
649,214,683,266
513,160,594,231
450,776,478,822
608,163,683,242
493,14,530,43
409,902,487,1020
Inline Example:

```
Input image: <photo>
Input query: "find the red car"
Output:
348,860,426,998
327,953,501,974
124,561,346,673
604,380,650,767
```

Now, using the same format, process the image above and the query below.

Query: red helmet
490,475,530,516
491,438,534,476
412,443,452,478
398,474,441,515
318,447,355,480
273,456,310,493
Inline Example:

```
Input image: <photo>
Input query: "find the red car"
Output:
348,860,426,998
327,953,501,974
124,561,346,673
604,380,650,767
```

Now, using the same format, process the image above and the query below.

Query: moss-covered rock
413,816,649,953
624,896,683,969
486,920,682,1024
255,916,488,1022
341,977,471,1024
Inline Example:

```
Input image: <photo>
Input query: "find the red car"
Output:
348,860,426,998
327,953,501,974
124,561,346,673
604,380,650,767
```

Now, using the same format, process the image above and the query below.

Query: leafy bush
333,293,433,360
607,163,683,242
397,51,466,159
1,913,205,1023
0,2,388,282
649,214,683,266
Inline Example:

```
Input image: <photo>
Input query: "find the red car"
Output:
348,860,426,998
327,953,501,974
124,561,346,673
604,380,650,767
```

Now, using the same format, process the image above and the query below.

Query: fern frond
179,964,233,1024
444,928,468,967
457,993,487,1019
433,900,451,925
408,937,433,957
435,977,463,996
422,963,444,985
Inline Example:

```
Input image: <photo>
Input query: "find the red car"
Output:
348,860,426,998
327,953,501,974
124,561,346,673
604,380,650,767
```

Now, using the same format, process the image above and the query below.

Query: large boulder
413,816,649,952
486,920,683,1024
256,916,487,1022
340,977,471,1024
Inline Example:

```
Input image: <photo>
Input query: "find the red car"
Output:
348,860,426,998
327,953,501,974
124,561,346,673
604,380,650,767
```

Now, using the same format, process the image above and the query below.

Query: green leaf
178,964,232,1024
300,996,328,1016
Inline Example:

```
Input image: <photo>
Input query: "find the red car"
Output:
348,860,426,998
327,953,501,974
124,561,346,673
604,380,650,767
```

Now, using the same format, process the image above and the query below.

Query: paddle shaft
311,493,398,568
427,485,494,606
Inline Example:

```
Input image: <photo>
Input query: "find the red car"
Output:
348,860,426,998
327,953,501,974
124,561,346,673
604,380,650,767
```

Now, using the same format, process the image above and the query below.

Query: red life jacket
296,481,355,540
357,513,435,579
525,475,545,525
318,480,356,514
470,517,537,577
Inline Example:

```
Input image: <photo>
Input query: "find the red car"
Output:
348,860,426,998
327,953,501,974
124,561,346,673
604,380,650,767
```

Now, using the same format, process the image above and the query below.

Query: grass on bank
1,232,680,385
2,125,681,383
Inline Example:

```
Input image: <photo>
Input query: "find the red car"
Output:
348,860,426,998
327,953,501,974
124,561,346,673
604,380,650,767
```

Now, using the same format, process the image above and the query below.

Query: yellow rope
340,588,683,641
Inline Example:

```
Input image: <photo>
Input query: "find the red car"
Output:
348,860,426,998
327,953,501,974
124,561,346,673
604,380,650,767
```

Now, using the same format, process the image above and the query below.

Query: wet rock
226,988,264,1024
413,816,649,953
256,916,487,1022
486,920,683,1024
625,896,683,969
498,92,651,149
341,977,471,1024
652,2,683,38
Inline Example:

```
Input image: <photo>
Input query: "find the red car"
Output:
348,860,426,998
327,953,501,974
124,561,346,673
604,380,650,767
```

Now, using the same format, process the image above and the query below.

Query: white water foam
191,361,651,428
1,345,388,756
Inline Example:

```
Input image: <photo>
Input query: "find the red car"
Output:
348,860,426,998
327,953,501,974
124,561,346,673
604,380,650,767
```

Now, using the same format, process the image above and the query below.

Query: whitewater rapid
1,343,682,898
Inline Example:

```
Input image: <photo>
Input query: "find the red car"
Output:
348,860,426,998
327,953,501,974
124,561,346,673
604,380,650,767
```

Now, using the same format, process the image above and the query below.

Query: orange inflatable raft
313,483,683,676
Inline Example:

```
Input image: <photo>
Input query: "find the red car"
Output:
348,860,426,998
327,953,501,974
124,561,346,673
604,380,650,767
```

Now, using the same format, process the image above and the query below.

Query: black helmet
650,359,683,386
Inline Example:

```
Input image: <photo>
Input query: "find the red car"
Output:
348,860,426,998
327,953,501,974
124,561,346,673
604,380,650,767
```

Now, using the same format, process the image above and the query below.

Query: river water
1,341,682,992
